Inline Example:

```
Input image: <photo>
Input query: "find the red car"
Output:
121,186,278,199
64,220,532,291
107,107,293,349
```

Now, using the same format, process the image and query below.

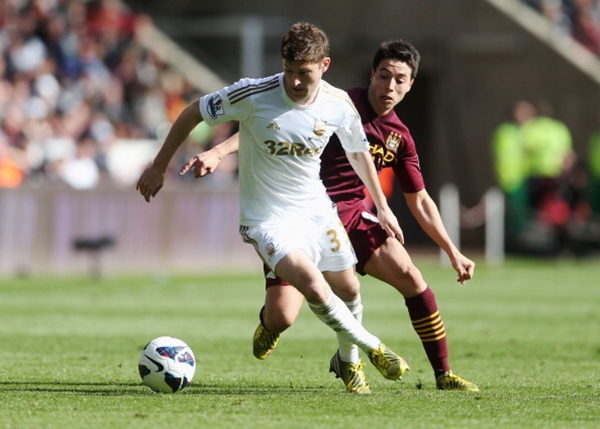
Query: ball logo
156,346,195,367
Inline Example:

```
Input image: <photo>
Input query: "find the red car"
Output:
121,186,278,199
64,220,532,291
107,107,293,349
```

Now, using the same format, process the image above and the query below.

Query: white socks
336,297,363,363
308,291,379,360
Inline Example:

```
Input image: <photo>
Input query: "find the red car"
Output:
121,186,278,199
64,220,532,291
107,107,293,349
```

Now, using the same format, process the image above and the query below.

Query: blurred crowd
522,0,600,56
492,100,600,257
0,0,237,190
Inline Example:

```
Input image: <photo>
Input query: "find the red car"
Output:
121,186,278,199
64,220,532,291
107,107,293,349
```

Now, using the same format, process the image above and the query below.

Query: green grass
1,256,599,428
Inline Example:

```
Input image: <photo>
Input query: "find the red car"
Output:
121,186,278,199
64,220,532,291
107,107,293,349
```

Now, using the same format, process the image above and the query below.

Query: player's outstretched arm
180,132,240,178
346,150,404,243
137,100,203,202
405,189,474,283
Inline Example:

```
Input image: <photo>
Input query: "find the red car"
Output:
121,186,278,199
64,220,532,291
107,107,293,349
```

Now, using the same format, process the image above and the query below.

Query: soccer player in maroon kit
184,39,478,393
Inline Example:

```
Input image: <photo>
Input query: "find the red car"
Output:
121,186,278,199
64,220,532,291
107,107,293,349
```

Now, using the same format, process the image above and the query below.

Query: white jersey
199,73,368,226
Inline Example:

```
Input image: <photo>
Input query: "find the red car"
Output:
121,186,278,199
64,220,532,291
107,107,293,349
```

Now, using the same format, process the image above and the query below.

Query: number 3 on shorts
327,222,349,252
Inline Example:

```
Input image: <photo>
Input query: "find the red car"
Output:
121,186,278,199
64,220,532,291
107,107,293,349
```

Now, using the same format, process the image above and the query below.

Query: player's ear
321,57,331,72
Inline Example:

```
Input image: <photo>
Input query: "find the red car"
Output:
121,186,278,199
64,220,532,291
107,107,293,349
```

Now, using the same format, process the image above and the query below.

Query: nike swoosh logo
144,354,164,372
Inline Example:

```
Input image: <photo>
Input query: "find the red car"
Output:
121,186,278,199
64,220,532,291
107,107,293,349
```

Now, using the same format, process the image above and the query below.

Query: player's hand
377,206,405,245
136,165,164,202
180,150,221,178
450,253,475,284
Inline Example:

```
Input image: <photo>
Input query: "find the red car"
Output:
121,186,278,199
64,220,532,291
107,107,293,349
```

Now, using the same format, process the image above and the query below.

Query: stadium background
1,0,600,276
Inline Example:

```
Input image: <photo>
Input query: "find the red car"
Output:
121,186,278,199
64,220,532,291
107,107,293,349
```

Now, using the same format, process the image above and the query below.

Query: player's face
282,58,330,105
368,58,414,116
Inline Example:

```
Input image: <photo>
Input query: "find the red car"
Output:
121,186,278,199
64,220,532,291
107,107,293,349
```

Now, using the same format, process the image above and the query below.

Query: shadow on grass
0,380,328,396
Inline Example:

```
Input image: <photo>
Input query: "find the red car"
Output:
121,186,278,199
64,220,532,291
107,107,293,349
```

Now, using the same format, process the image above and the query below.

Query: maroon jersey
264,87,427,285
321,87,424,204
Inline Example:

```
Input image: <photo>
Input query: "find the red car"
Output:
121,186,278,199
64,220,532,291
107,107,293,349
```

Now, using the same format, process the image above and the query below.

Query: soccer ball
138,336,196,393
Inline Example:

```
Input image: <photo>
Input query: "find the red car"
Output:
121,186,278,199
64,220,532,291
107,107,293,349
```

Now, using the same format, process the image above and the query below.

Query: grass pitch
0,256,599,428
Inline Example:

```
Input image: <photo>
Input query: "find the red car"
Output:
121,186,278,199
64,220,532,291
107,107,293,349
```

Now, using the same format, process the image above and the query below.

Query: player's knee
389,264,427,296
332,281,360,302
298,277,333,303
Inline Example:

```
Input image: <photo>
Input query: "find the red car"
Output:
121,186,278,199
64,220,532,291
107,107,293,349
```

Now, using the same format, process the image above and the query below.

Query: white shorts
239,204,357,273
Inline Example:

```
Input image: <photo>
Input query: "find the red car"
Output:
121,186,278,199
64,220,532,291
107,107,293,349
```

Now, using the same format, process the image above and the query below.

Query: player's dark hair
281,22,330,63
372,40,420,79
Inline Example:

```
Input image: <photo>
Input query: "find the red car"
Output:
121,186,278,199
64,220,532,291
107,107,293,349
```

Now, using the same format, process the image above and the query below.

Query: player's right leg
276,252,409,381
255,266,373,394
241,218,408,381
323,268,362,364
324,269,370,394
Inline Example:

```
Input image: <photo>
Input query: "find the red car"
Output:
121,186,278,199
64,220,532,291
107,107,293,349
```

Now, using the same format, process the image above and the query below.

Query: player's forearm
153,101,203,171
407,191,459,256
346,151,390,211
213,131,240,159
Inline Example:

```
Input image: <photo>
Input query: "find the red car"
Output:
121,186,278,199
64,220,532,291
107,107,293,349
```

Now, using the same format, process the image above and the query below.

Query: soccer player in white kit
137,22,409,384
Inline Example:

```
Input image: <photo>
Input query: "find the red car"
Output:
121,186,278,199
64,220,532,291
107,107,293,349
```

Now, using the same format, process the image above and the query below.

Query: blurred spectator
588,108,600,216
570,0,600,56
523,0,572,32
524,101,578,254
491,99,598,255
521,100,576,217
0,132,26,187
491,100,537,242
541,0,573,35
59,135,100,189
522,0,600,57
0,0,233,190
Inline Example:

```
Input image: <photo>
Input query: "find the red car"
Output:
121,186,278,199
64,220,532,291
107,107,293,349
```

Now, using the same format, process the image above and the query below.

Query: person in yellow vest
491,100,536,241
588,108,600,216
520,101,576,220
517,100,578,254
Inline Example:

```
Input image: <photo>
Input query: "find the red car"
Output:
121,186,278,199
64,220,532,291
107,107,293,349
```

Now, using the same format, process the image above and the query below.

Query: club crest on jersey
386,132,402,150
314,118,327,137
207,95,224,119
267,121,280,131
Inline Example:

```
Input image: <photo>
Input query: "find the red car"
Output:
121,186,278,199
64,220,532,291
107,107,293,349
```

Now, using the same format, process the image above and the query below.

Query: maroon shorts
264,199,389,287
